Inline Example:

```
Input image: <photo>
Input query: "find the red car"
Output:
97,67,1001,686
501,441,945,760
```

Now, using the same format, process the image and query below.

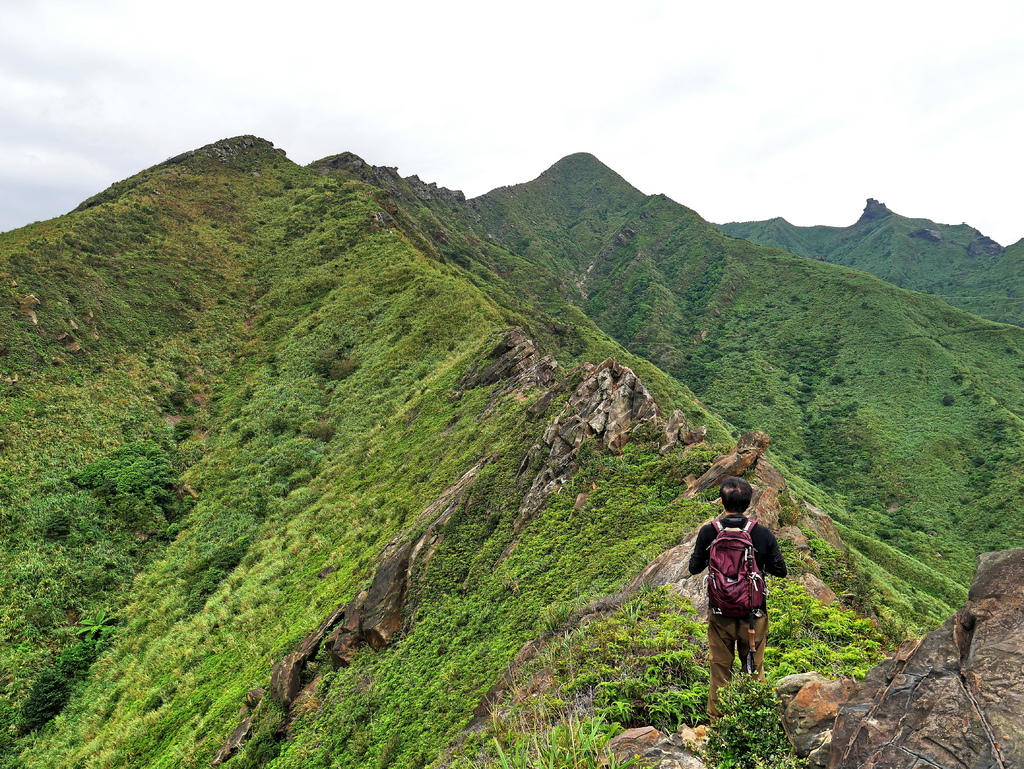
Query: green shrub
701,677,802,769
20,638,105,733
765,579,885,680
71,440,177,522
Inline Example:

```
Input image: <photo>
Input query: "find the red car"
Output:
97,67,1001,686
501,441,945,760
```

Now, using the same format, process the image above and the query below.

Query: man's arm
688,524,715,575
763,531,787,578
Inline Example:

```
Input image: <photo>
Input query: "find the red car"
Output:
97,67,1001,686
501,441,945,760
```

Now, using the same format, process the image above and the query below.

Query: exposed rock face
18,294,40,324
800,502,845,551
829,548,1024,769
269,606,346,707
165,136,285,167
313,152,466,204
909,227,943,243
210,716,253,766
800,573,838,605
216,332,712,761
968,230,1003,257
404,174,467,204
544,358,659,453
323,540,415,667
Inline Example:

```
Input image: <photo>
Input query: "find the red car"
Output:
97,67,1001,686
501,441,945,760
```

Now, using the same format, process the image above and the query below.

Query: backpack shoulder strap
743,520,756,534
712,519,724,534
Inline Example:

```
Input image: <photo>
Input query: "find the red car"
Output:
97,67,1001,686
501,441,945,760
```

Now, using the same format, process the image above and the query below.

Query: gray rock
830,548,1024,768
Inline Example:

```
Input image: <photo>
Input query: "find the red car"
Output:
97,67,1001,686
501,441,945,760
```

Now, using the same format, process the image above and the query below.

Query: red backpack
707,519,766,617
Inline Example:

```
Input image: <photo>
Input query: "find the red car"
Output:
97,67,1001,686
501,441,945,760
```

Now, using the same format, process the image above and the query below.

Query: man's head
720,476,753,513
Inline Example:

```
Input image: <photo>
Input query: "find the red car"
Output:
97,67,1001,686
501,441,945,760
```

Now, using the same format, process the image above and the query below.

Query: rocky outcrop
821,548,1024,768
313,152,466,204
210,716,254,766
457,327,557,394
404,174,467,204
682,430,771,497
18,294,40,324
854,199,891,225
213,332,712,763
323,540,414,668
660,410,705,455
800,502,844,551
968,230,1003,257
268,606,346,707
909,227,943,243
166,136,285,166
512,357,661,534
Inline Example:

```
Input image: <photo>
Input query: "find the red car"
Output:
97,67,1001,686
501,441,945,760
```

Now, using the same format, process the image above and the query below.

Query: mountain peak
855,198,892,226
163,135,286,166
535,152,639,194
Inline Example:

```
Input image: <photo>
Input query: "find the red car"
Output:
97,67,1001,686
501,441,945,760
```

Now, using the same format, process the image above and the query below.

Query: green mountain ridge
0,137,1021,767
716,199,1024,327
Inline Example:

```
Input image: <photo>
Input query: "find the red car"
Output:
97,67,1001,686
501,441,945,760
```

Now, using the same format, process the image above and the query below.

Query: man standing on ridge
688,475,787,718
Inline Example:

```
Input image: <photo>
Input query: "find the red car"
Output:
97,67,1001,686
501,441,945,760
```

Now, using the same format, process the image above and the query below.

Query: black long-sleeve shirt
688,513,788,610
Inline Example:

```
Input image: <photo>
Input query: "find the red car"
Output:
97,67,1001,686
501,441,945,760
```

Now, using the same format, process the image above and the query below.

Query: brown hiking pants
707,612,769,718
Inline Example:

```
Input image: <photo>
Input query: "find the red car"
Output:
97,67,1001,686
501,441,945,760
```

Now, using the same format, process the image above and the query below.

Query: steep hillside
717,200,1024,327
1,138,738,767
464,159,1024,613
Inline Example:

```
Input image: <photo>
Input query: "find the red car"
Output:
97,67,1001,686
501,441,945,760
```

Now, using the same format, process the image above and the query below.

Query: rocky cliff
778,548,1024,769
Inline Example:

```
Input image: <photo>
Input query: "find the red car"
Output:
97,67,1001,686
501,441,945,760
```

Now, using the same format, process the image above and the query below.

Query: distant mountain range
716,200,1024,327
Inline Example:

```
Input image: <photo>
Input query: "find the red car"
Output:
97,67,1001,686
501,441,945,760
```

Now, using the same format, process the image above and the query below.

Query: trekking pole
745,610,756,675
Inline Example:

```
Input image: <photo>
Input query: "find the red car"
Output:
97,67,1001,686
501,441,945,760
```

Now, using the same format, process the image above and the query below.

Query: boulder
799,573,838,605
607,725,705,768
775,672,855,760
830,548,1024,768
607,726,663,761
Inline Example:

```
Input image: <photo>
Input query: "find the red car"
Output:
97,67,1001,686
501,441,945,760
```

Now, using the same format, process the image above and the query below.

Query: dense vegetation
0,137,1017,767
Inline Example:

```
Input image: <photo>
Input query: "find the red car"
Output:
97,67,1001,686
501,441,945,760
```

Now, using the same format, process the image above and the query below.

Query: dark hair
720,476,753,513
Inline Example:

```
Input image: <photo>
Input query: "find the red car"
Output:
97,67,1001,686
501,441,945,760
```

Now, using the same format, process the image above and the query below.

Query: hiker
687,476,787,718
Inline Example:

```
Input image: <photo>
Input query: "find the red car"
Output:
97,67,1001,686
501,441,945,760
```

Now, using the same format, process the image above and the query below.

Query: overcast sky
2,0,1022,245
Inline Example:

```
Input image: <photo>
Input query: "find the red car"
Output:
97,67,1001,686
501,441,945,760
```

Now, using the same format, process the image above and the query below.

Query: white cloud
1,0,1022,244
